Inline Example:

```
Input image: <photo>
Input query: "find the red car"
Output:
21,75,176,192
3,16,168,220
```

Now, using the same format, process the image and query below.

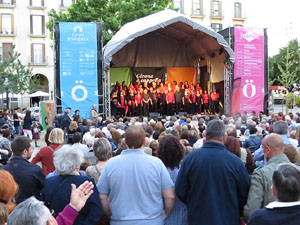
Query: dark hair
24,110,31,119
44,127,54,144
180,130,189,140
249,126,257,135
158,135,184,170
224,136,241,158
73,132,82,143
2,130,11,138
11,136,31,156
125,126,145,149
273,164,300,202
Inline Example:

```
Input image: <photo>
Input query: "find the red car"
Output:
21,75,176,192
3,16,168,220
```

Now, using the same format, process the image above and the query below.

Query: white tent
103,9,234,70
102,9,235,117
29,91,50,97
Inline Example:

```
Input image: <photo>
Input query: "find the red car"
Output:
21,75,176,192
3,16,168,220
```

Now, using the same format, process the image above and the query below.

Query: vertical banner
233,27,265,115
59,22,98,119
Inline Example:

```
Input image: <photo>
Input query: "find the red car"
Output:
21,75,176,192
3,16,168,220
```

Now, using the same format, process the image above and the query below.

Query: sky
246,0,300,56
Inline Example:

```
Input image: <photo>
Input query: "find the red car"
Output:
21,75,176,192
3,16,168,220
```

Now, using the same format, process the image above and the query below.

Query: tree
269,39,300,90
46,0,174,45
0,45,36,95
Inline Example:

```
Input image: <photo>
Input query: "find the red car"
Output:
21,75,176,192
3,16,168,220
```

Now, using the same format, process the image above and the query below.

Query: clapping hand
69,181,94,212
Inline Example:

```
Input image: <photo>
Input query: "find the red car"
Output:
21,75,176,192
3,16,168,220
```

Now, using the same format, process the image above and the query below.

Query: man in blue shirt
97,125,175,225
175,119,250,225
254,121,298,164
243,126,261,152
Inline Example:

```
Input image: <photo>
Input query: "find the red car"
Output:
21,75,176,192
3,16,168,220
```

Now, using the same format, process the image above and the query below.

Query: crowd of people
0,104,300,224
110,80,221,117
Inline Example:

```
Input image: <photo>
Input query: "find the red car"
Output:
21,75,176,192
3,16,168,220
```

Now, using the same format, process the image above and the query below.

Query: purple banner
233,27,265,115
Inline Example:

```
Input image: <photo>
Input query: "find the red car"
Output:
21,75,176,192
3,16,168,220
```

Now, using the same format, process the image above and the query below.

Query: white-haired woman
41,145,103,225
86,138,112,184
32,128,64,176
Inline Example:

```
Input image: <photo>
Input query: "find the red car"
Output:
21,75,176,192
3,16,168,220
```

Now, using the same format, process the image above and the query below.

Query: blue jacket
42,175,103,225
1,156,45,203
175,141,250,225
243,135,261,152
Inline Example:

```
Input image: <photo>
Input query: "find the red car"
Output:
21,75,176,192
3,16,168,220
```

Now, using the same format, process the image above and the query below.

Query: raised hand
69,181,94,212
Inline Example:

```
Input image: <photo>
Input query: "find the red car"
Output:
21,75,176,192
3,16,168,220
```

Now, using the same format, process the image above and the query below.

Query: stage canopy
103,9,234,73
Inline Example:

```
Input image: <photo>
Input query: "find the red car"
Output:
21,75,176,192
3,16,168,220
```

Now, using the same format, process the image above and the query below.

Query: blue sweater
248,205,300,225
175,141,250,225
42,175,103,225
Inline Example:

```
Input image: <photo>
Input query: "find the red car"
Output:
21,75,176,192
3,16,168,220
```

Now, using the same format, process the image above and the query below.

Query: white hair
7,197,51,225
54,145,84,175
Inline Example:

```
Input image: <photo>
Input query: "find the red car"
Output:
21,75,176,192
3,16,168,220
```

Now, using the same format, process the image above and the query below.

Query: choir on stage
110,80,220,117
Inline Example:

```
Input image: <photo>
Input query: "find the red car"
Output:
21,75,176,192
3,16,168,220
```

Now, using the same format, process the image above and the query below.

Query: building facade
174,0,247,32
0,0,246,109
0,0,74,109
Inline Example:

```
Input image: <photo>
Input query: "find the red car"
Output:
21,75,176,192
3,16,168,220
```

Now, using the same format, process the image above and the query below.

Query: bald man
243,133,293,222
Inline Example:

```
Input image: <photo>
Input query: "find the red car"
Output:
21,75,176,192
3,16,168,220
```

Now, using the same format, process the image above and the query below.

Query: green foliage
295,96,300,105
46,0,174,45
0,45,36,94
269,39,300,90
286,92,294,105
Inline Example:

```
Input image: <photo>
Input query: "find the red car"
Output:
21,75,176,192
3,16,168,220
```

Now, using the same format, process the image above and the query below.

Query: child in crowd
32,123,40,147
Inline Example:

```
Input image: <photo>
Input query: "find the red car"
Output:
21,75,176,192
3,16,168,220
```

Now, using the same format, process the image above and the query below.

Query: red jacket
202,94,209,104
31,143,61,176
166,92,175,103
211,92,219,101
135,94,142,105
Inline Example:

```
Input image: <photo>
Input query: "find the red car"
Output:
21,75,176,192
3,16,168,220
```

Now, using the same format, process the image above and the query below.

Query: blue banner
59,22,98,119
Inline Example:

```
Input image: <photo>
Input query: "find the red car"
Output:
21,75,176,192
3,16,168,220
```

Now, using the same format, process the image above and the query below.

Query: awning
103,9,234,70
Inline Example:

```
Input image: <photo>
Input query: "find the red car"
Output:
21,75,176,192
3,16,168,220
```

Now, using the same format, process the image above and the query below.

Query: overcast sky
246,0,300,56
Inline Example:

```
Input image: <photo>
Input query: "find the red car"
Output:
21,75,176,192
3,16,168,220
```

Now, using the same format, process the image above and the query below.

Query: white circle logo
242,79,256,98
71,85,88,102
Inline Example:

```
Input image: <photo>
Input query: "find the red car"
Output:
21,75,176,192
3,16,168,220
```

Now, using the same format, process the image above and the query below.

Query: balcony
0,2,16,8
210,11,223,19
29,33,47,38
28,5,47,10
29,56,48,66
0,30,16,37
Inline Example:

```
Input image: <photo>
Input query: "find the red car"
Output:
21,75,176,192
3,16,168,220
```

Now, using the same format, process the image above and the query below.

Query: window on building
192,0,203,16
30,15,45,35
30,0,45,7
234,2,242,18
2,43,12,60
174,0,184,14
1,14,13,34
31,43,45,64
211,0,222,17
211,23,222,32
61,0,75,7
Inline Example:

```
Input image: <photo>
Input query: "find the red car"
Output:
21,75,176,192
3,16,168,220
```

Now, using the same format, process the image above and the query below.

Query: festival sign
59,22,98,119
232,27,265,115
132,67,166,84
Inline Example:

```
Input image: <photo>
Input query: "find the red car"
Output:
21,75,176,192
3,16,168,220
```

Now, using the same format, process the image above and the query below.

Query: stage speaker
149,112,160,117
205,72,210,81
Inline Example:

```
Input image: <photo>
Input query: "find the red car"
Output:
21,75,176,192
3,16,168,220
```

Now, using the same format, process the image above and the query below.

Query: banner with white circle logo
59,22,99,119
233,27,265,115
